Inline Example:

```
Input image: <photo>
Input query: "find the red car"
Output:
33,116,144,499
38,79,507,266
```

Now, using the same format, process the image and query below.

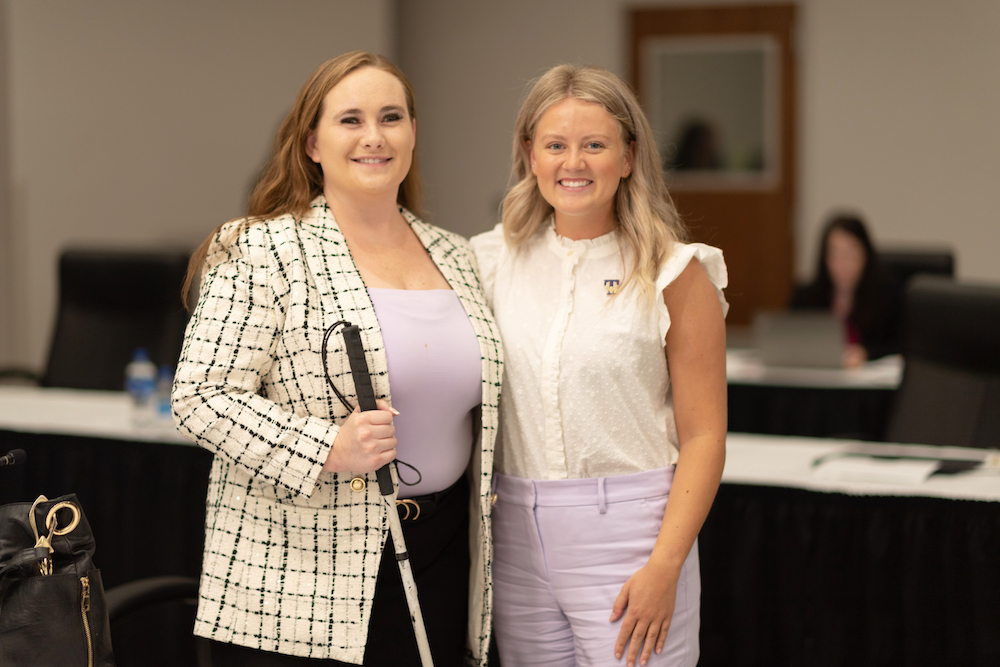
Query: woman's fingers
610,580,630,622
655,618,671,654
622,615,670,667
614,616,633,662
323,401,398,472
356,401,397,447
375,447,397,468
356,417,396,449
626,619,651,667
637,620,664,666
612,581,632,657
612,564,679,665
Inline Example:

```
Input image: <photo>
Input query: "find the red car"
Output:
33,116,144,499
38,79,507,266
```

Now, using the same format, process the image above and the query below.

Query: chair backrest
42,249,191,391
885,275,1000,448
879,248,955,288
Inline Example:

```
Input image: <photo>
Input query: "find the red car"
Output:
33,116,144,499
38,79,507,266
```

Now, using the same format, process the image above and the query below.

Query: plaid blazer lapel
296,199,391,404
404,211,503,662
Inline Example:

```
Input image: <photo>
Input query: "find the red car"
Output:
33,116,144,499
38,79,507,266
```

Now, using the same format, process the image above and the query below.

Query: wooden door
631,5,797,325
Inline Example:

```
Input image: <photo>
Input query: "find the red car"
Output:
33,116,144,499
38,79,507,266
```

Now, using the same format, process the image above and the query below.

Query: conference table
726,349,903,440
699,431,1000,666
0,386,211,665
0,386,211,591
2,386,998,666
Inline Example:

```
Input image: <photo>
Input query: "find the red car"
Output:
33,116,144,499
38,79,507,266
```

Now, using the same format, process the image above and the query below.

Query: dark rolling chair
879,248,955,287
43,249,191,390
106,576,210,666
5,249,191,389
884,275,1000,448
877,248,955,351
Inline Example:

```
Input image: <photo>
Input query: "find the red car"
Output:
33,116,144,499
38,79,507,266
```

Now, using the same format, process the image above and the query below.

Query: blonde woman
472,65,728,667
173,52,502,666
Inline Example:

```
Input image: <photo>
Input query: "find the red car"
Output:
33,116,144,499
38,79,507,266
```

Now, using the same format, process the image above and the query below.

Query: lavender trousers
491,467,700,667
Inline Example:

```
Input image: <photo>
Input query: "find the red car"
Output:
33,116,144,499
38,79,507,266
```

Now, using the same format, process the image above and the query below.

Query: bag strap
0,546,51,578
18,495,83,576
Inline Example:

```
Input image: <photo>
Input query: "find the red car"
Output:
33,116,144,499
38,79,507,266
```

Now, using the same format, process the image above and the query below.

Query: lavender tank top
368,288,482,498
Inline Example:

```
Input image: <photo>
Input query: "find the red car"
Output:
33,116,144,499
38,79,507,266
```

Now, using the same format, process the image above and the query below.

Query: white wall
398,0,628,236
5,0,1000,369
798,0,1000,280
398,0,1000,282
0,0,11,366
2,0,393,370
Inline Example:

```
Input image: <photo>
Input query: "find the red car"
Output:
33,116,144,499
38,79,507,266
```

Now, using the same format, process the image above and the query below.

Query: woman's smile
306,66,416,202
529,97,632,239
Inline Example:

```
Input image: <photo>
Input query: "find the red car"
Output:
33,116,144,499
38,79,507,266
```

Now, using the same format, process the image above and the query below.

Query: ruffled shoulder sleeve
655,242,729,343
469,223,507,307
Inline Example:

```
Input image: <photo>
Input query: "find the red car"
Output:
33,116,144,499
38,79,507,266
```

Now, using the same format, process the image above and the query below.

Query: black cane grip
375,465,394,496
342,325,378,412
341,324,395,497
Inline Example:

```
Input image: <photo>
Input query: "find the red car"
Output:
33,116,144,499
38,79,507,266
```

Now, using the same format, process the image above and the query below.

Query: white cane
339,323,435,667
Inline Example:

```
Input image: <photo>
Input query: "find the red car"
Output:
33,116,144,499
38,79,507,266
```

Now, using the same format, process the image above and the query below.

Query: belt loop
598,477,607,514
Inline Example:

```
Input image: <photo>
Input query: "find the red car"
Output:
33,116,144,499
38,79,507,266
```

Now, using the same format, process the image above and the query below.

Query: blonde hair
183,51,423,303
501,64,686,299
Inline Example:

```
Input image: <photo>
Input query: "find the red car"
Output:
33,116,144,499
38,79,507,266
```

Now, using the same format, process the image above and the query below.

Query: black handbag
0,494,115,666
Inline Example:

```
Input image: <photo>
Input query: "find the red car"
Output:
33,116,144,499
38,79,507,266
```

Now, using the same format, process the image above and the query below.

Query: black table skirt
0,429,212,666
0,430,211,588
729,383,897,441
4,430,997,666
699,483,1000,666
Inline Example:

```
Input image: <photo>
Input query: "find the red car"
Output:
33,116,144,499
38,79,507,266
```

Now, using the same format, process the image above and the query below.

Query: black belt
395,476,466,522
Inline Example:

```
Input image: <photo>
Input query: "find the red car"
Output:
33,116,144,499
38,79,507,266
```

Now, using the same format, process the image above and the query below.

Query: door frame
630,4,798,325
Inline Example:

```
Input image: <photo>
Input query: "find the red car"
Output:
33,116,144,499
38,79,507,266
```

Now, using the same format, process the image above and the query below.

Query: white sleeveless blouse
471,223,728,480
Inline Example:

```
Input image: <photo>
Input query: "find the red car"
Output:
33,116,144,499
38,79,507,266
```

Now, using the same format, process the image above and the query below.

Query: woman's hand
843,343,867,368
611,559,680,667
322,399,398,473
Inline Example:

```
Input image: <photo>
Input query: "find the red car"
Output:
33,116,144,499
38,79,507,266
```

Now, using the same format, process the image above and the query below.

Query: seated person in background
791,214,899,367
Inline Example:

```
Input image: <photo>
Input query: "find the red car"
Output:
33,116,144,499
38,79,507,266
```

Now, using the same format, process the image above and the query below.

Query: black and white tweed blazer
172,197,503,664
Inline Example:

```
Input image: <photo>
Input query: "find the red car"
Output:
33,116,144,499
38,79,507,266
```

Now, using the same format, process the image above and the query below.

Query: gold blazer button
350,477,366,493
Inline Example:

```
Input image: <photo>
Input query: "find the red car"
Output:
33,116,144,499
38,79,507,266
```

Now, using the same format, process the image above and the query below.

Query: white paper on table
811,455,940,485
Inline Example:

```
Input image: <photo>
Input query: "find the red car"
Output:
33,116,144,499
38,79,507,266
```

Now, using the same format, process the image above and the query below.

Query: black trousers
210,476,471,666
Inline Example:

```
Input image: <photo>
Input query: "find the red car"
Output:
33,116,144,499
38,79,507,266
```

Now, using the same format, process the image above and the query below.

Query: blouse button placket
540,242,584,477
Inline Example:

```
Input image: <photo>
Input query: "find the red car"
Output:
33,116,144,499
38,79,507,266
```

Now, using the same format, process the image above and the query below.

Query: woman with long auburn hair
173,51,503,666
472,64,728,667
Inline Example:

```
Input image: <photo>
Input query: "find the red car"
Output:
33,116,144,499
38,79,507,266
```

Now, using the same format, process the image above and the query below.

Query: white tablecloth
4,386,997,502
0,385,192,445
724,432,1000,501
726,349,903,389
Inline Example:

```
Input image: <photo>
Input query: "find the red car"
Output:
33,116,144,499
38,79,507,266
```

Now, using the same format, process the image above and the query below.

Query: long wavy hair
183,51,423,303
501,64,687,300
806,213,884,332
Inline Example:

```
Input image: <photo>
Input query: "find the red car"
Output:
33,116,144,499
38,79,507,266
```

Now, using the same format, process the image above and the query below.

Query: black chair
106,576,211,666
11,249,191,390
884,275,1000,448
879,247,955,287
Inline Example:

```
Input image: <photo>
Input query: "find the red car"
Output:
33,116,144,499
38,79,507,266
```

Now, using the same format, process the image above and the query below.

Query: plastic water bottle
156,365,174,424
125,348,157,426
